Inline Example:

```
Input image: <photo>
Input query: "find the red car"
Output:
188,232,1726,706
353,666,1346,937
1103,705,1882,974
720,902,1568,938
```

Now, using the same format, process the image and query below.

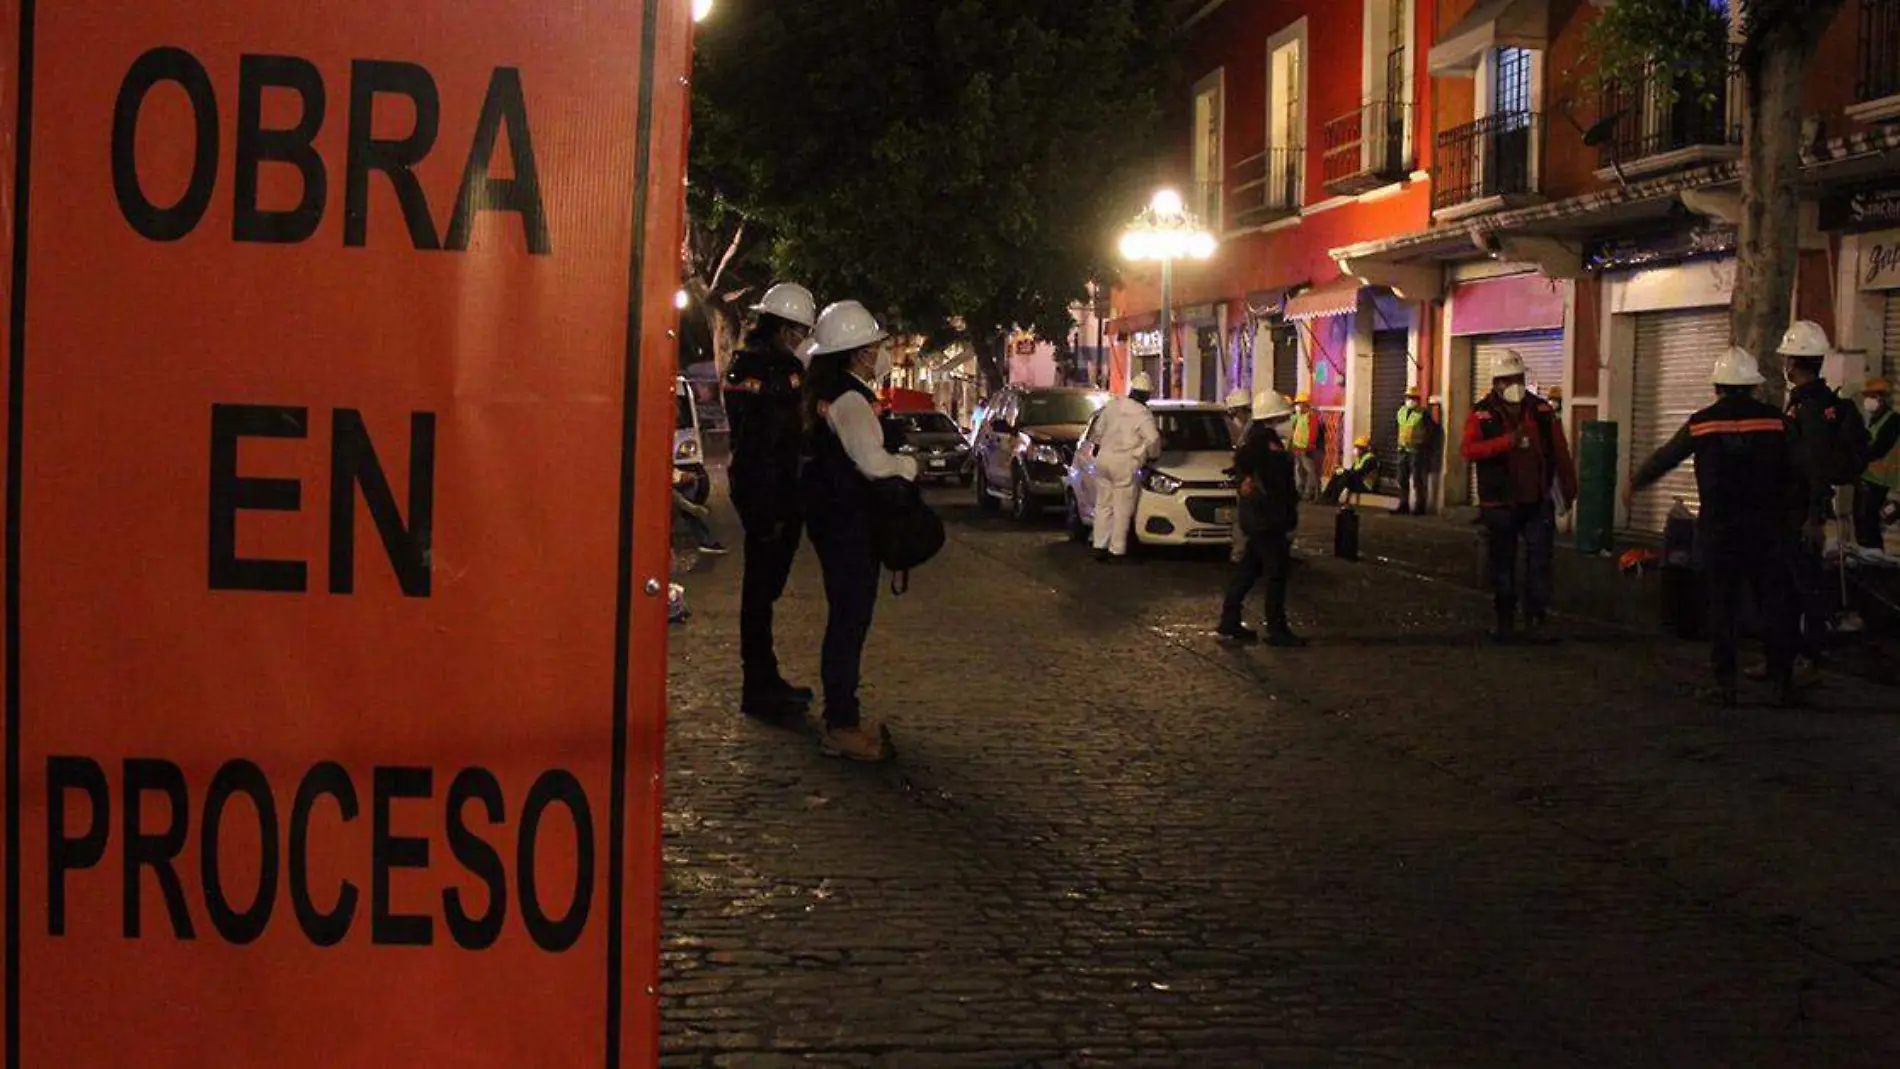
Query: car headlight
898,444,917,454
675,439,700,461
1029,444,1064,466
1143,470,1182,495
955,440,970,452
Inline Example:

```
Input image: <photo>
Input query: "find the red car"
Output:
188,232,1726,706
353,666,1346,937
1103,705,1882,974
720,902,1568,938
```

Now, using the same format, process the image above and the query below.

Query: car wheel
1009,469,1037,522
975,465,999,512
1065,492,1088,543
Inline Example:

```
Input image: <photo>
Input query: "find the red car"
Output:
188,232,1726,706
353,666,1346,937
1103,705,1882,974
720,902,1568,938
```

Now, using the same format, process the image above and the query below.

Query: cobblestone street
663,482,1900,1067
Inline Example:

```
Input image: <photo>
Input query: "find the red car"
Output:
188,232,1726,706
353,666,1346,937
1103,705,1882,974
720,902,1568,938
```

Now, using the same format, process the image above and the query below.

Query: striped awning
1283,277,1364,321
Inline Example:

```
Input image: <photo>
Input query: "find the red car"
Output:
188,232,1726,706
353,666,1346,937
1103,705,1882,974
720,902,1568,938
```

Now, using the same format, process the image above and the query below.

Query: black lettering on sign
290,761,360,947
46,757,596,950
233,54,327,244
209,403,309,593
46,757,110,937
123,758,196,940
330,409,435,597
344,60,442,250
112,47,220,242
445,68,551,255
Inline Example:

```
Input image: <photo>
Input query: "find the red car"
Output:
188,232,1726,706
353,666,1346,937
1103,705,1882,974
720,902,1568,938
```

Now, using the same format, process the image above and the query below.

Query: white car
1064,400,1239,548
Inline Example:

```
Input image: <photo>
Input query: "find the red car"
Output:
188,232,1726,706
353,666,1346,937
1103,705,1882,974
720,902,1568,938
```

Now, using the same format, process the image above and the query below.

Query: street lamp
692,0,713,22
1118,188,1217,397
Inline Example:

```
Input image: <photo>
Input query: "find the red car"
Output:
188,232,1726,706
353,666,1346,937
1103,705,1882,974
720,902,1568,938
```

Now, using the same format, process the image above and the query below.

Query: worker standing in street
1461,349,1578,644
1289,392,1322,501
1091,372,1162,563
1224,387,1253,563
1779,320,1867,682
723,282,818,723
1220,390,1307,647
1394,385,1434,515
1856,377,1898,550
1625,348,1803,708
800,300,916,762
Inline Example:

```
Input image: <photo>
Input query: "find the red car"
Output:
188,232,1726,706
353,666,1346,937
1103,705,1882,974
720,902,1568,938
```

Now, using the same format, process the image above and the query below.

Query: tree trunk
703,301,742,379
974,334,1007,396
1732,33,1811,406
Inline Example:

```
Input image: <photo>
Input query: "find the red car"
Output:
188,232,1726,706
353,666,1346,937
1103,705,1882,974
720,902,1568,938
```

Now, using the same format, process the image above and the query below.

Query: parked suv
972,385,1110,520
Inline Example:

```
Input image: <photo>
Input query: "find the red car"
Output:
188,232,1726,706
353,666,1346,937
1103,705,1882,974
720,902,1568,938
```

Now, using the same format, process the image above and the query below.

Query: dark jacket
800,375,879,520
724,342,806,526
1233,422,1300,536
1630,393,1802,539
1786,379,1842,525
1460,391,1578,509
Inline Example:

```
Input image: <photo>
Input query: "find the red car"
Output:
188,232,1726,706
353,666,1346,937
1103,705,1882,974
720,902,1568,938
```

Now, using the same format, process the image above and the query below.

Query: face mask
1501,384,1526,405
1403,399,1417,410
1867,397,1886,415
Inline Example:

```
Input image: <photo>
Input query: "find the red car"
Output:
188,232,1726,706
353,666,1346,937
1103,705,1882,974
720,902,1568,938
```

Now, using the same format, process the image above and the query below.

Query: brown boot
819,721,893,762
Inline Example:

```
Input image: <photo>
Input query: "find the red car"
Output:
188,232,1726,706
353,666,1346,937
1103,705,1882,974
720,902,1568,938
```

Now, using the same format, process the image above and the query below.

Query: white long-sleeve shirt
826,379,919,481
1095,396,1161,470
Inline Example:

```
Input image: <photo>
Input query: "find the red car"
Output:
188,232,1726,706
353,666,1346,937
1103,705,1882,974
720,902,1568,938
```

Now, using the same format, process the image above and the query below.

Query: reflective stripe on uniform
1689,418,1785,436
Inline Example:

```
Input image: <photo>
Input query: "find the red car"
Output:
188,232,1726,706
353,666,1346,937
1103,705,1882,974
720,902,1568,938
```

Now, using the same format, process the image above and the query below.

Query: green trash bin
1575,420,1617,556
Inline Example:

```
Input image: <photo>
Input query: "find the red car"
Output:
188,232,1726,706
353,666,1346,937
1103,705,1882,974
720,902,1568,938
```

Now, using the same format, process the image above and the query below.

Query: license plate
930,459,947,469
1215,507,1235,524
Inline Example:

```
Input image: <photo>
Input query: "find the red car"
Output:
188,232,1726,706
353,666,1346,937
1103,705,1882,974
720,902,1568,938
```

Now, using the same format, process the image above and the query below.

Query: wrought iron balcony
1228,146,1304,228
1322,100,1415,196
1596,48,1741,177
1433,111,1541,214
1860,0,1900,105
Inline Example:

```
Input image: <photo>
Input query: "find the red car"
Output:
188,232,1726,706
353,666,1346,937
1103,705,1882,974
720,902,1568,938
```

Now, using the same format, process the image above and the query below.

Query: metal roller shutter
1271,321,1299,398
1467,331,1565,502
1370,330,1410,488
1628,308,1728,533
1884,292,1900,384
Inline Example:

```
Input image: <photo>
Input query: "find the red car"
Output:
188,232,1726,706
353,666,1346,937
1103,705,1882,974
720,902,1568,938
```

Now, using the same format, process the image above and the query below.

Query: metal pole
1159,257,1174,398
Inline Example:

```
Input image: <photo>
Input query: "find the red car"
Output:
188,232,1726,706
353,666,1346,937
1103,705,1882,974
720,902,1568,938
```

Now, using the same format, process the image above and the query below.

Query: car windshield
1018,392,1105,427
675,390,695,430
885,413,959,435
1155,411,1233,452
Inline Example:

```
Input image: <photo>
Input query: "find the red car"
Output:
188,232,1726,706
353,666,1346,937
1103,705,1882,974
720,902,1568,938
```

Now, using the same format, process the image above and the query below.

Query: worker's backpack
870,478,946,593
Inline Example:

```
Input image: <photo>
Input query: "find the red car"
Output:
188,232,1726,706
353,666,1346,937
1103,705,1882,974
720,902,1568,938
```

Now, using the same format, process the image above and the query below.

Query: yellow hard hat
1354,434,1372,449
1403,385,1421,398
1294,391,1311,404
1866,377,1892,395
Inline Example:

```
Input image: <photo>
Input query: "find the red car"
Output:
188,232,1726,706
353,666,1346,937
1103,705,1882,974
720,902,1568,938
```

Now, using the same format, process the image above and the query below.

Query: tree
1585,0,1845,400
686,0,1171,389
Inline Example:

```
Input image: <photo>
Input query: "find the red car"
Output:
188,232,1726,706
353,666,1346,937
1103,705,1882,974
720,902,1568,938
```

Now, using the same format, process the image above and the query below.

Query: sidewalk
662,481,1900,1066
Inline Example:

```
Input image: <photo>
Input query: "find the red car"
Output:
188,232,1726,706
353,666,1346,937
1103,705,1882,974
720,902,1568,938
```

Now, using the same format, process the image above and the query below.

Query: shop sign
1129,330,1164,356
1585,222,1736,272
1860,229,1900,291
1822,184,1900,234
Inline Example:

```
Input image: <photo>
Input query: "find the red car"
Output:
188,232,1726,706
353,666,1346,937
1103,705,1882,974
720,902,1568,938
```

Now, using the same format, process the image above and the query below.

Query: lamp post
1118,188,1216,397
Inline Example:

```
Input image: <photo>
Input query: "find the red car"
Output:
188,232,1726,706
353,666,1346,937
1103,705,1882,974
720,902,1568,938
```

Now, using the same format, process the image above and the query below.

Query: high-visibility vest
1396,405,1427,449
1869,410,1900,490
1290,412,1313,452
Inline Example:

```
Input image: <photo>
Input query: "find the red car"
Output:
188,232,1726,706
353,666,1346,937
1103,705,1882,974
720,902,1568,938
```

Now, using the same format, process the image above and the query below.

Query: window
884,413,959,435
1492,47,1532,115
1018,392,1106,427
1192,72,1224,228
1155,411,1234,452
1365,0,1413,161
1267,24,1307,210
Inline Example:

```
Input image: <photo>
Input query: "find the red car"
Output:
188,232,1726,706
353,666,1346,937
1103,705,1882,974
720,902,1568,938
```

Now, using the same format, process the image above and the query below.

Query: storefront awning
1114,312,1159,334
1283,278,1364,321
1428,0,1548,76
1244,282,1308,318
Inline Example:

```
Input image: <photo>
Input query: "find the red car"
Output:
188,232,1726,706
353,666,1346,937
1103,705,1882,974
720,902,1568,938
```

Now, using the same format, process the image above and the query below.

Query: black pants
1322,471,1368,506
807,510,879,729
737,508,803,699
1396,450,1428,513
1704,534,1797,687
1791,537,1830,661
1856,481,1890,549
1221,532,1291,632
1481,501,1555,621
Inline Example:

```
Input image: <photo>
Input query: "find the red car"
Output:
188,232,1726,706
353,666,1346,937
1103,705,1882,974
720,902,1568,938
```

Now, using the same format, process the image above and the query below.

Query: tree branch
708,218,748,294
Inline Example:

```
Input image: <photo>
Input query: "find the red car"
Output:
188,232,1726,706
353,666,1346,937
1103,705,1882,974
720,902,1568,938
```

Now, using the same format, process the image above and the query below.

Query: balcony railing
1322,100,1414,195
1860,0,1900,104
1433,111,1541,213
1596,49,1741,173
1227,146,1304,228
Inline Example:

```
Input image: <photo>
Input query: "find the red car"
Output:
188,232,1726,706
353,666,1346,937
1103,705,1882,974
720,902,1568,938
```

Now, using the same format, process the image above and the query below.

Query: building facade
1115,0,1900,529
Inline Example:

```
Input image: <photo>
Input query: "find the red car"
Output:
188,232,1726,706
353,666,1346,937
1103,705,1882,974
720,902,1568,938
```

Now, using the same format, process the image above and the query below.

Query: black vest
1469,392,1560,508
802,375,880,514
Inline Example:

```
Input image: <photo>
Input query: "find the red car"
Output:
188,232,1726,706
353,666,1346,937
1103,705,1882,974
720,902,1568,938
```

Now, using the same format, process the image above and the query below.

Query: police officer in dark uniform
723,282,817,722
1627,347,1802,708
1219,390,1307,647
799,300,916,762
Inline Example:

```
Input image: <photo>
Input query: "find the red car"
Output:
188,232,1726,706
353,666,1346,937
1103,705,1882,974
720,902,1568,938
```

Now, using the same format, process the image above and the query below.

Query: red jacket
1461,394,1578,509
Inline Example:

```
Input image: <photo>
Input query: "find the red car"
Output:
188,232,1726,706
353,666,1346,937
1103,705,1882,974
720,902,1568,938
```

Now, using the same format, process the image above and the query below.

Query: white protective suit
1091,395,1162,556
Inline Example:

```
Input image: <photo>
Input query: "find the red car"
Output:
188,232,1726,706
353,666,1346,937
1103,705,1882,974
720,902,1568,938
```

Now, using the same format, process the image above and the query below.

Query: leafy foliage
1581,0,1731,108
687,0,1171,363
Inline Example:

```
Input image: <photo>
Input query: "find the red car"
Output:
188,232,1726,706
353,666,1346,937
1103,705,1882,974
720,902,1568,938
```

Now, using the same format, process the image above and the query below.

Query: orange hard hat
1866,378,1892,395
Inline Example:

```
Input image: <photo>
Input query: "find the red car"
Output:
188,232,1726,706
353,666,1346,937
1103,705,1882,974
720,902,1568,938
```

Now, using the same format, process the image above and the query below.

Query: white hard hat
1225,388,1251,409
1711,345,1766,386
1251,389,1292,422
1491,349,1529,380
1130,372,1154,393
1777,319,1830,359
795,337,818,365
750,282,817,328
807,300,888,356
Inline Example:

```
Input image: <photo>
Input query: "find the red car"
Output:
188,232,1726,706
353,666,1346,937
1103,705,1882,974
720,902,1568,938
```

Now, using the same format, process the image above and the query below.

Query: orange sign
2,1,688,1064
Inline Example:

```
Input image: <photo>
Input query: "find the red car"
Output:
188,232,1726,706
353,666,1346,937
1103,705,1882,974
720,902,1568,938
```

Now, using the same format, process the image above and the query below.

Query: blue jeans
1482,501,1556,620
807,509,880,729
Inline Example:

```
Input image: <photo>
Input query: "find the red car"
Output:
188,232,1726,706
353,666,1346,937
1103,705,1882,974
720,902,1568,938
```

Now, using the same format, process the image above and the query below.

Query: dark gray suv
971,385,1110,521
